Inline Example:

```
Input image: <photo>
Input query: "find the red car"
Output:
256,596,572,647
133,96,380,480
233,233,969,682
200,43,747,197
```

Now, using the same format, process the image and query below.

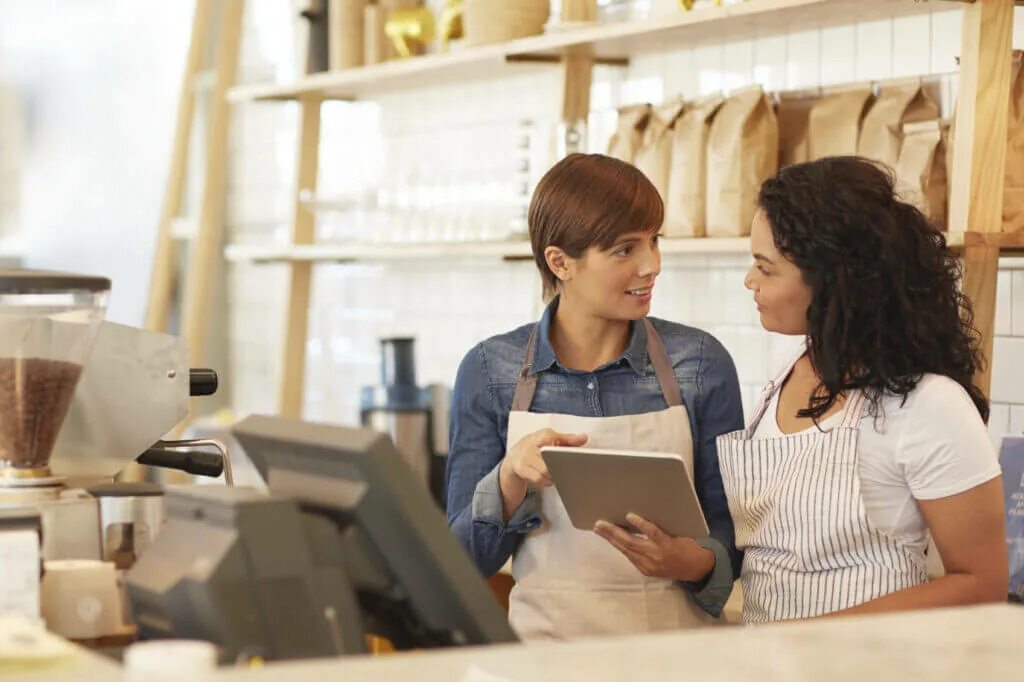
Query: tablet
539,446,709,539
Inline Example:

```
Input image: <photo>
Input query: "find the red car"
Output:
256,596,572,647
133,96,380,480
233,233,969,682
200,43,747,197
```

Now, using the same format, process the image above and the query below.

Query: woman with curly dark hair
716,156,1007,623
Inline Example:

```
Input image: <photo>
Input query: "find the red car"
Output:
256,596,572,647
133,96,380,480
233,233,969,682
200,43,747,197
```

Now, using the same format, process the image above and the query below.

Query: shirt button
586,382,595,390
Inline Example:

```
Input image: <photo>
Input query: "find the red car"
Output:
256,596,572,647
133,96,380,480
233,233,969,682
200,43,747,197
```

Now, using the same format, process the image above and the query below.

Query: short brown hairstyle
528,153,663,300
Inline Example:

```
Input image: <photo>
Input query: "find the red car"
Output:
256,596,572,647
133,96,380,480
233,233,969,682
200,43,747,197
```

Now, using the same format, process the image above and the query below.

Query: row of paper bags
609,50,1024,238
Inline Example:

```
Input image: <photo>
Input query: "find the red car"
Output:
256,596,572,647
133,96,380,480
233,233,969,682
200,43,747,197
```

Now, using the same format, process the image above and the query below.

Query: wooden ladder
145,0,245,374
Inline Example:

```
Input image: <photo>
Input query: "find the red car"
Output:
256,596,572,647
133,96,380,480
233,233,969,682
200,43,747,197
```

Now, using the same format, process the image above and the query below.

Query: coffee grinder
0,271,108,503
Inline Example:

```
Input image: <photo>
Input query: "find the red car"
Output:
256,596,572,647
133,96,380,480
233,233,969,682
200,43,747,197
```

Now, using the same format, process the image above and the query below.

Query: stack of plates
464,0,551,47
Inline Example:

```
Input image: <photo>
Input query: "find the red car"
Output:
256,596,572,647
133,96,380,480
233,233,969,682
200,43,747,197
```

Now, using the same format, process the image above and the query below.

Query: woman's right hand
499,429,587,520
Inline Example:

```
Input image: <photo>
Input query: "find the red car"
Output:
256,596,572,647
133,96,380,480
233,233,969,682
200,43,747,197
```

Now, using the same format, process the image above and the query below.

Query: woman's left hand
594,513,715,583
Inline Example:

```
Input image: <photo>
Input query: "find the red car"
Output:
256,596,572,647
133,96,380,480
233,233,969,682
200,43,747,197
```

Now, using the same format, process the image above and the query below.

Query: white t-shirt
752,373,1002,555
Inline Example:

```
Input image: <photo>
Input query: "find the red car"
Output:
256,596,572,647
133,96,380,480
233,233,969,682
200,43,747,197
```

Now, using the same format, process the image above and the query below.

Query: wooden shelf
954,231,1024,251
224,232,1024,265
228,0,936,102
225,240,531,262
224,237,754,263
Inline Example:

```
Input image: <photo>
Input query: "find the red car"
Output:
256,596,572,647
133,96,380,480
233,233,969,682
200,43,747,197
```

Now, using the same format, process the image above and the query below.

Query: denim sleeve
445,344,540,577
683,334,745,616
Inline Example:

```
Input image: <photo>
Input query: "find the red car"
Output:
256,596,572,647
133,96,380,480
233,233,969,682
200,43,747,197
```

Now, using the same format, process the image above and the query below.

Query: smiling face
745,210,813,335
528,154,665,303
548,229,661,321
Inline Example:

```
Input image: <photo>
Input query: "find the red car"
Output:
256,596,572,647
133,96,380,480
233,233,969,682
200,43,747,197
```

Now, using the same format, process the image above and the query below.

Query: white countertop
24,604,1023,681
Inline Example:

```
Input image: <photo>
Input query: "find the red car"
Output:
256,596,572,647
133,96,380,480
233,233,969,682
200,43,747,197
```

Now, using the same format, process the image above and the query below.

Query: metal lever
136,438,234,485
137,448,223,478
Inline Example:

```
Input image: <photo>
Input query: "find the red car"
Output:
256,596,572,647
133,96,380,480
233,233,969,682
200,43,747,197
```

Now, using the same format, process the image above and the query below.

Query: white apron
715,355,928,623
506,319,717,641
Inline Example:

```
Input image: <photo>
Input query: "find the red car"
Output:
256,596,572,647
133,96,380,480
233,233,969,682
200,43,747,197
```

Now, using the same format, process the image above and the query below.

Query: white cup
123,640,218,681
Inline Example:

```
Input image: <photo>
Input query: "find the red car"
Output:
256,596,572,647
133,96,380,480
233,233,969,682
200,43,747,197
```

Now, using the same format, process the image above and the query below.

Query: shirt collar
529,297,649,376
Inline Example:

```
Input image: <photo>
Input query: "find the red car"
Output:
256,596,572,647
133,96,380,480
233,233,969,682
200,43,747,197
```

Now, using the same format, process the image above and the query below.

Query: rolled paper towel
40,559,123,640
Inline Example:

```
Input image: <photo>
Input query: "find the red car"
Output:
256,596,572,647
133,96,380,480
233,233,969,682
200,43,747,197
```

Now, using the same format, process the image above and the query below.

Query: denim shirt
445,300,745,617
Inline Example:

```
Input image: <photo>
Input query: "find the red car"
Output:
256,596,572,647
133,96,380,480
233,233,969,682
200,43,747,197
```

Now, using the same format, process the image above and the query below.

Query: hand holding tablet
539,446,709,539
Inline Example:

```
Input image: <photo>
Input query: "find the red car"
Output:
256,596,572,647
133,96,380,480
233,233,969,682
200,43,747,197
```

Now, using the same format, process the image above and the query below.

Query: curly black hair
757,156,989,423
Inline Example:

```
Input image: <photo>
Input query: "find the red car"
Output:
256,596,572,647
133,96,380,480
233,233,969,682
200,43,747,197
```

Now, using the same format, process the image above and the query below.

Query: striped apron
716,358,928,623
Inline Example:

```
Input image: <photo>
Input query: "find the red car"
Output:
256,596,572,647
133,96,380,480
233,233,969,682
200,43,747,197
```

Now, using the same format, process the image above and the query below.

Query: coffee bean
0,358,83,470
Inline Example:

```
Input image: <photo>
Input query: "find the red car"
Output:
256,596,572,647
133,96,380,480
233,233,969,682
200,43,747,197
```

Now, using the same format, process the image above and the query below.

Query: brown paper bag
776,90,818,169
634,99,686,204
896,120,947,227
858,78,939,168
706,86,779,237
664,94,724,237
807,84,873,160
608,104,653,164
1004,51,1024,232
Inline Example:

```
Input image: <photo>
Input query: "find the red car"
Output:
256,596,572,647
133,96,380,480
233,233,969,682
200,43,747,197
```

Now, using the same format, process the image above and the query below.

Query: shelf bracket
506,53,630,68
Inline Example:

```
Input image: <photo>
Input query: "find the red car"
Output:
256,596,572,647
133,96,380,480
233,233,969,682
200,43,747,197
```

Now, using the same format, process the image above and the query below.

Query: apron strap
510,324,540,413
746,348,806,435
838,388,868,428
510,319,682,413
644,319,682,408
744,385,777,437
744,343,878,436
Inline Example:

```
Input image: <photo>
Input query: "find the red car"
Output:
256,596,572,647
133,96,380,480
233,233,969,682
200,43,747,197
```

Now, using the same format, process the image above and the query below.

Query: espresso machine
0,270,226,639
360,337,450,504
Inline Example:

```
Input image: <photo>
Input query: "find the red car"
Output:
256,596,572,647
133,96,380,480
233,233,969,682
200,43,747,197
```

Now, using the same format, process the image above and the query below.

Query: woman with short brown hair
445,153,744,641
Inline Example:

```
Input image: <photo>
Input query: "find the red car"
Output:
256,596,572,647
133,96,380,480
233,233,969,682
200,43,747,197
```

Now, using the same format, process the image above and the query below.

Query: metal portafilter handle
135,438,233,484
189,369,218,397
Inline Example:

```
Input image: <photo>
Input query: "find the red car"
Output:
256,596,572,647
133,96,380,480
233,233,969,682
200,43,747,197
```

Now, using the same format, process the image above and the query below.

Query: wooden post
558,0,595,155
951,0,1015,397
562,52,593,130
557,51,594,159
181,0,245,371
278,95,323,418
145,0,212,332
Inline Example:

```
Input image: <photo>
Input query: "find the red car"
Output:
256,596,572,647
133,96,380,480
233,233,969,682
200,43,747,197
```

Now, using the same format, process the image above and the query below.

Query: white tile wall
930,11,961,75
299,260,541,425
1011,405,1024,438
693,44,726,95
819,26,856,87
1016,6,1024,51
892,15,932,78
722,39,755,92
855,20,893,83
0,81,22,238
997,271,1012,337
785,30,820,90
989,404,1011,450
753,35,787,93
227,262,288,419
1013,270,1024,337
662,47,697,98
991,337,1024,405
226,1,1024,446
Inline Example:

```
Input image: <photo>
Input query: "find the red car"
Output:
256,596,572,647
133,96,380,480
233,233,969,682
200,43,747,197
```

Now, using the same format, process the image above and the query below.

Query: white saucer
0,475,66,489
